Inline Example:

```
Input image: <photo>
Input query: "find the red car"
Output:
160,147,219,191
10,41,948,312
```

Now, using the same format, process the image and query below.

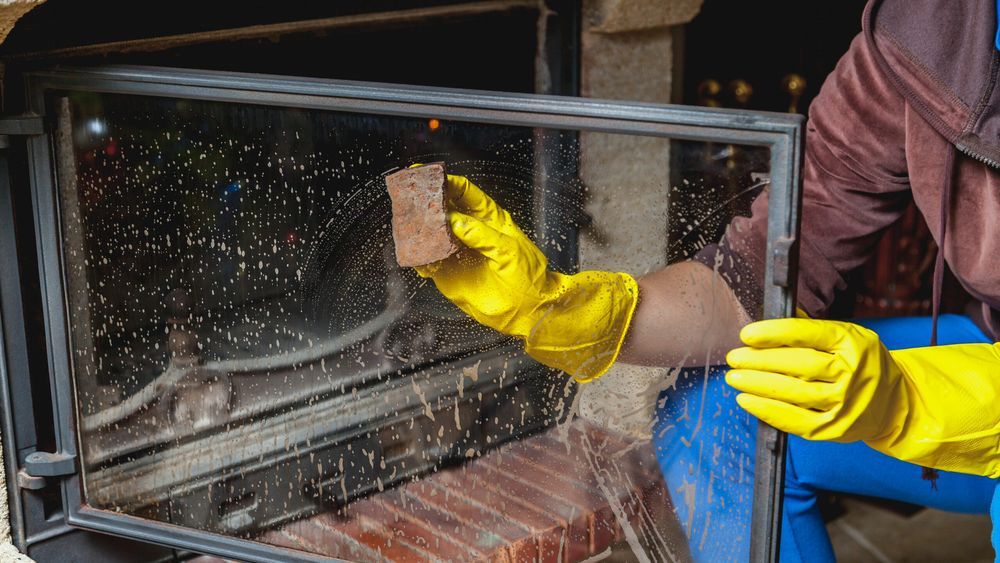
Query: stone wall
576,0,702,438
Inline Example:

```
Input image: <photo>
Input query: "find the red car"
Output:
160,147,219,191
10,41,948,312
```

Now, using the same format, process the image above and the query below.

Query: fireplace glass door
18,67,801,562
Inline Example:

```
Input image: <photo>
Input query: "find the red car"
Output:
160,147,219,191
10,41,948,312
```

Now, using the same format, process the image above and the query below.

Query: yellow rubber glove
725,318,1000,477
414,174,638,382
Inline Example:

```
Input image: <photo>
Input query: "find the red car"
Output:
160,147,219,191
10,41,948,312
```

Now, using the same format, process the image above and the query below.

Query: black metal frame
11,65,802,563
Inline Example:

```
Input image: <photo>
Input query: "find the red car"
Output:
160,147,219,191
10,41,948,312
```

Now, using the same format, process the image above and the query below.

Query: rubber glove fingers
726,346,839,382
444,174,495,216
737,317,855,352
726,369,840,411
413,251,463,279
413,210,523,280
725,317,901,443
405,164,506,226
412,261,437,279
448,211,524,268
734,393,832,437
444,174,520,232
446,211,509,259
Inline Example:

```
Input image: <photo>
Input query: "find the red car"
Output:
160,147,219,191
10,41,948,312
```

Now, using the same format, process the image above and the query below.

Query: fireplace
0,4,801,562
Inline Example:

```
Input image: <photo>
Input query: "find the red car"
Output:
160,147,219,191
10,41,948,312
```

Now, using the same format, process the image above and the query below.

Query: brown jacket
714,0,1000,340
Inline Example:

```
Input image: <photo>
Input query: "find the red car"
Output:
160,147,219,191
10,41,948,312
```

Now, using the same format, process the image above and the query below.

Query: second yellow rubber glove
414,174,638,382
725,318,1000,477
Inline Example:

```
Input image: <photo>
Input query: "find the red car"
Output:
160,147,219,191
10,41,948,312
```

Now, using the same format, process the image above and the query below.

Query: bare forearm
619,260,749,367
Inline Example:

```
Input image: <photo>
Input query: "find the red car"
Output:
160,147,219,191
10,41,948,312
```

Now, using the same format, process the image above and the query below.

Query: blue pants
652,314,999,562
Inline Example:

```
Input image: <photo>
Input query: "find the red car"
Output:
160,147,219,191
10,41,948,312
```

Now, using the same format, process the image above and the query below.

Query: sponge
385,163,460,267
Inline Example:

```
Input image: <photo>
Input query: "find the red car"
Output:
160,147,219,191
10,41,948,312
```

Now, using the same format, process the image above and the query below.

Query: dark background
682,0,869,113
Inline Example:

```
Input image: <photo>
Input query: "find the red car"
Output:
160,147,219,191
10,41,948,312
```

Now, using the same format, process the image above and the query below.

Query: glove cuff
867,343,1000,478
522,271,639,382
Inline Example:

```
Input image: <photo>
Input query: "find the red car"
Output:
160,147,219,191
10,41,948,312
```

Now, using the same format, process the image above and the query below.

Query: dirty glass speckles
54,90,770,562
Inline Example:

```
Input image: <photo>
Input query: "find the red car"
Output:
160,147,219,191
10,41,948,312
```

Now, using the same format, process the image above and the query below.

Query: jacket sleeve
695,33,913,318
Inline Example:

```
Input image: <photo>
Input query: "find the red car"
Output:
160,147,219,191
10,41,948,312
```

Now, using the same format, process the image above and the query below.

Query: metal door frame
10,65,802,562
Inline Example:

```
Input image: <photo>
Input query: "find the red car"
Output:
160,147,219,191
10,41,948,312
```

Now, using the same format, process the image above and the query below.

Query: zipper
956,141,1000,170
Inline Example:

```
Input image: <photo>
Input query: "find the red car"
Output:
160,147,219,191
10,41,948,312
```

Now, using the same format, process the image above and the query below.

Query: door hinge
0,114,44,149
23,450,76,478
772,235,798,288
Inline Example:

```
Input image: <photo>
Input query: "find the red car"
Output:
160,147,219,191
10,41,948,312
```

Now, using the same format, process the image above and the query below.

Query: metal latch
772,235,798,288
23,450,76,478
0,114,44,148
16,469,45,490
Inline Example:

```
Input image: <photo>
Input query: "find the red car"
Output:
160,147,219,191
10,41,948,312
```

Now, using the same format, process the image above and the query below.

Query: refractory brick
385,163,460,267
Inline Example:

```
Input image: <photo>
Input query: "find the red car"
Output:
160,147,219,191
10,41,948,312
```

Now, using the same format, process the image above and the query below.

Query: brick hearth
262,419,684,561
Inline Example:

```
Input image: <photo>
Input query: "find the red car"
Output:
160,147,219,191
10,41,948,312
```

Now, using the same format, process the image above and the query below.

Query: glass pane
53,90,770,562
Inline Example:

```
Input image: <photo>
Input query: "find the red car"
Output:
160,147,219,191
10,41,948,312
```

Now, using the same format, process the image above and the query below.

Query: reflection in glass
54,91,769,561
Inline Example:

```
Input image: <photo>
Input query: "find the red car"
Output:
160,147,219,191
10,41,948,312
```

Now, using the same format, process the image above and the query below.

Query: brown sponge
385,163,460,267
